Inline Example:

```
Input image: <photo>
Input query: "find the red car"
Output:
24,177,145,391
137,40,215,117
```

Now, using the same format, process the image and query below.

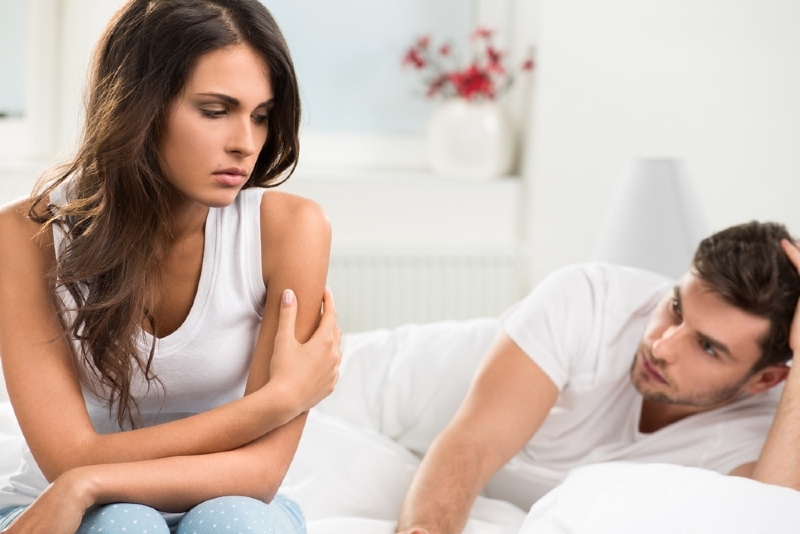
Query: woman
0,0,340,532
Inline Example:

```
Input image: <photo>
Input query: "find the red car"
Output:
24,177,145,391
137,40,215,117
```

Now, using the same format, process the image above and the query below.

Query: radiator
328,247,527,333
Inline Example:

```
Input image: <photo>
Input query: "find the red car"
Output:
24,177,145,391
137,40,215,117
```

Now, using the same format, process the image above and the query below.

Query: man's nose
652,324,683,363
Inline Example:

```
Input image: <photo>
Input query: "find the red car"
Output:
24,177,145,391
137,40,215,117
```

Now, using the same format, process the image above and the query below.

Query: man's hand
780,239,800,352
746,238,800,489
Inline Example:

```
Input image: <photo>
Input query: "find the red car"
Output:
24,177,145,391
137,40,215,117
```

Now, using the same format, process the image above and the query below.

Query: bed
1,318,799,532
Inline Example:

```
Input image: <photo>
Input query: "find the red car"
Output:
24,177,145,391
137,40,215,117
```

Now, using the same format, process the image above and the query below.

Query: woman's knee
177,495,306,534
77,503,170,534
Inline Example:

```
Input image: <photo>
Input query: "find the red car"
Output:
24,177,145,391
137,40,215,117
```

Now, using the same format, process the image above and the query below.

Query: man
396,221,800,534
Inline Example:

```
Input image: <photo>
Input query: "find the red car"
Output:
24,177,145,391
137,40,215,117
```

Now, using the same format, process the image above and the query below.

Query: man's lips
641,352,668,384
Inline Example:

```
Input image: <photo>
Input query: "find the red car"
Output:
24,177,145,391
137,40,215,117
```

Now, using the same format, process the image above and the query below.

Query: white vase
427,99,515,177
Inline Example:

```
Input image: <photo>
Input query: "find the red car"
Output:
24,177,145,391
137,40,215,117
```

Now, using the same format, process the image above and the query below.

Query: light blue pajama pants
0,494,305,533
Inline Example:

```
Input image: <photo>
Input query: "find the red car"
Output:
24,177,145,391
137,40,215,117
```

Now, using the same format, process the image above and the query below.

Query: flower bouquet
401,27,531,176
402,27,533,101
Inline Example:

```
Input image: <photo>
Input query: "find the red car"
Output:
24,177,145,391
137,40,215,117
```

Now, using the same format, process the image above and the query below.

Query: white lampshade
593,158,708,280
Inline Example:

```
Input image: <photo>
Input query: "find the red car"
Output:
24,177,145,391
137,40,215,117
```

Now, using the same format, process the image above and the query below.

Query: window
0,0,520,167
0,0,26,118
266,0,515,172
0,0,58,162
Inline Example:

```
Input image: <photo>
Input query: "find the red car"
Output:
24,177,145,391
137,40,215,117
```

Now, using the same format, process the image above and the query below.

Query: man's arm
731,239,800,488
396,333,559,534
738,363,800,487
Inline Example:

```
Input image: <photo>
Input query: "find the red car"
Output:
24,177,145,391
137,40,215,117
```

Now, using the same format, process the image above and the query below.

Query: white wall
525,0,800,284
5,0,799,296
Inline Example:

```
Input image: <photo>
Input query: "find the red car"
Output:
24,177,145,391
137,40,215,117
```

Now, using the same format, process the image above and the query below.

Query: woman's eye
670,298,681,317
252,113,269,125
200,109,226,118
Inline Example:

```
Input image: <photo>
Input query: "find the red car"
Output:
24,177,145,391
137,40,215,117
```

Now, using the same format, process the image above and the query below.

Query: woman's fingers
275,288,298,344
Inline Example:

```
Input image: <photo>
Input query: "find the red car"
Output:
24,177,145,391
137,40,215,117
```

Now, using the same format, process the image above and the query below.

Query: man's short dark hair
692,221,800,370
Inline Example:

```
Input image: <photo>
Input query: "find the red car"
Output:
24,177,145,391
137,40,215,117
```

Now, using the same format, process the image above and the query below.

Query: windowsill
0,159,49,205
289,166,522,184
0,158,49,171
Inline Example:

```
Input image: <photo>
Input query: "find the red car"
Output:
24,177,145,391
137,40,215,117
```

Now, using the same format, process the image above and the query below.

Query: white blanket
285,319,800,533
1,318,800,532
285,412,800,533
283,411,527,533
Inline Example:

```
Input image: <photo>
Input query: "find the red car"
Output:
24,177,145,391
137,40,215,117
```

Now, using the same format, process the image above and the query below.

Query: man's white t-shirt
483,263,780,511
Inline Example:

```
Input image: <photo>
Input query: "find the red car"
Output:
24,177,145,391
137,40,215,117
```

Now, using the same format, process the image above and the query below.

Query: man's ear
743,364,790,394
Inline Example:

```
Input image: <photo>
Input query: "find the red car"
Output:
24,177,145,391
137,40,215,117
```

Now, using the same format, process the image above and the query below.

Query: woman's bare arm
0,193,336,481
1,292,334,534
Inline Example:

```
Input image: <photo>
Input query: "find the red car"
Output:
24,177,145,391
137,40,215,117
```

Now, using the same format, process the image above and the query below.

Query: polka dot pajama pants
0,495,306,533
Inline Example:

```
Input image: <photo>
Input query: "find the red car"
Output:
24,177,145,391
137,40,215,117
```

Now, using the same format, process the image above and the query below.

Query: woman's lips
213,168,247,187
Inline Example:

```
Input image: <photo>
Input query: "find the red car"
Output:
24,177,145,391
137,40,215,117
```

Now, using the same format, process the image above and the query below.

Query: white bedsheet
1,318,800,532
282,410,800,533
0,401,23,490
287,320,800,533
282,410,527,533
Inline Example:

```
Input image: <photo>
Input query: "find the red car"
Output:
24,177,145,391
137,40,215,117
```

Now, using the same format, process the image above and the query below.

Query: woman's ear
744,364,791,395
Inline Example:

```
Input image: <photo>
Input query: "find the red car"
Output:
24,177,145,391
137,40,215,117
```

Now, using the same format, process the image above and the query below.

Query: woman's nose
227,117,257,157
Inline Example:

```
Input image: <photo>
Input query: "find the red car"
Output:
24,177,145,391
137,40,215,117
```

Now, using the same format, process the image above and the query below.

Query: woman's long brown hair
28,0,301,429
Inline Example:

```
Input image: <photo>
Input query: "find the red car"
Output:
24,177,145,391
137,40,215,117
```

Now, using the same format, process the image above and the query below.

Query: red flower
470,27,494,40
449,65,495,100
402,48,426,69
486,46,505,74
401,27,533,101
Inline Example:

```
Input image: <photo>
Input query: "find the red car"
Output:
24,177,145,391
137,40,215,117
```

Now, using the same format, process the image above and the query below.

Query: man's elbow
731,461,800,491
728,462,756,479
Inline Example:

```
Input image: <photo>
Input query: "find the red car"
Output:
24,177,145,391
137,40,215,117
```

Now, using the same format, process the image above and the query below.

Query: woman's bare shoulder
0,197,53,262
0,197,32,219
257,189,331,238
0,197,38,235
258,189,327,218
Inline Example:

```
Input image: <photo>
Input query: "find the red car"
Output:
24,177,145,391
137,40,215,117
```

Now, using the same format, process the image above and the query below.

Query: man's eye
700,339,717,357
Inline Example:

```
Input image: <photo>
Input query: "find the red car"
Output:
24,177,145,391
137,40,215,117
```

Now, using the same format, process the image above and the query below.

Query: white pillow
281,411,420,523
317,318,501,456
284,411,526,533
522,462,800,534
307,516,521,534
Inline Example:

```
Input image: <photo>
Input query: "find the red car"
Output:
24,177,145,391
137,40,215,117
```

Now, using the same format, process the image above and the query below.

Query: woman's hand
267,287,342,413
1,469,94,534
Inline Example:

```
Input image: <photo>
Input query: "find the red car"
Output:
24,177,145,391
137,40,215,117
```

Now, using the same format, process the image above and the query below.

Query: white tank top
0,185,267,506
